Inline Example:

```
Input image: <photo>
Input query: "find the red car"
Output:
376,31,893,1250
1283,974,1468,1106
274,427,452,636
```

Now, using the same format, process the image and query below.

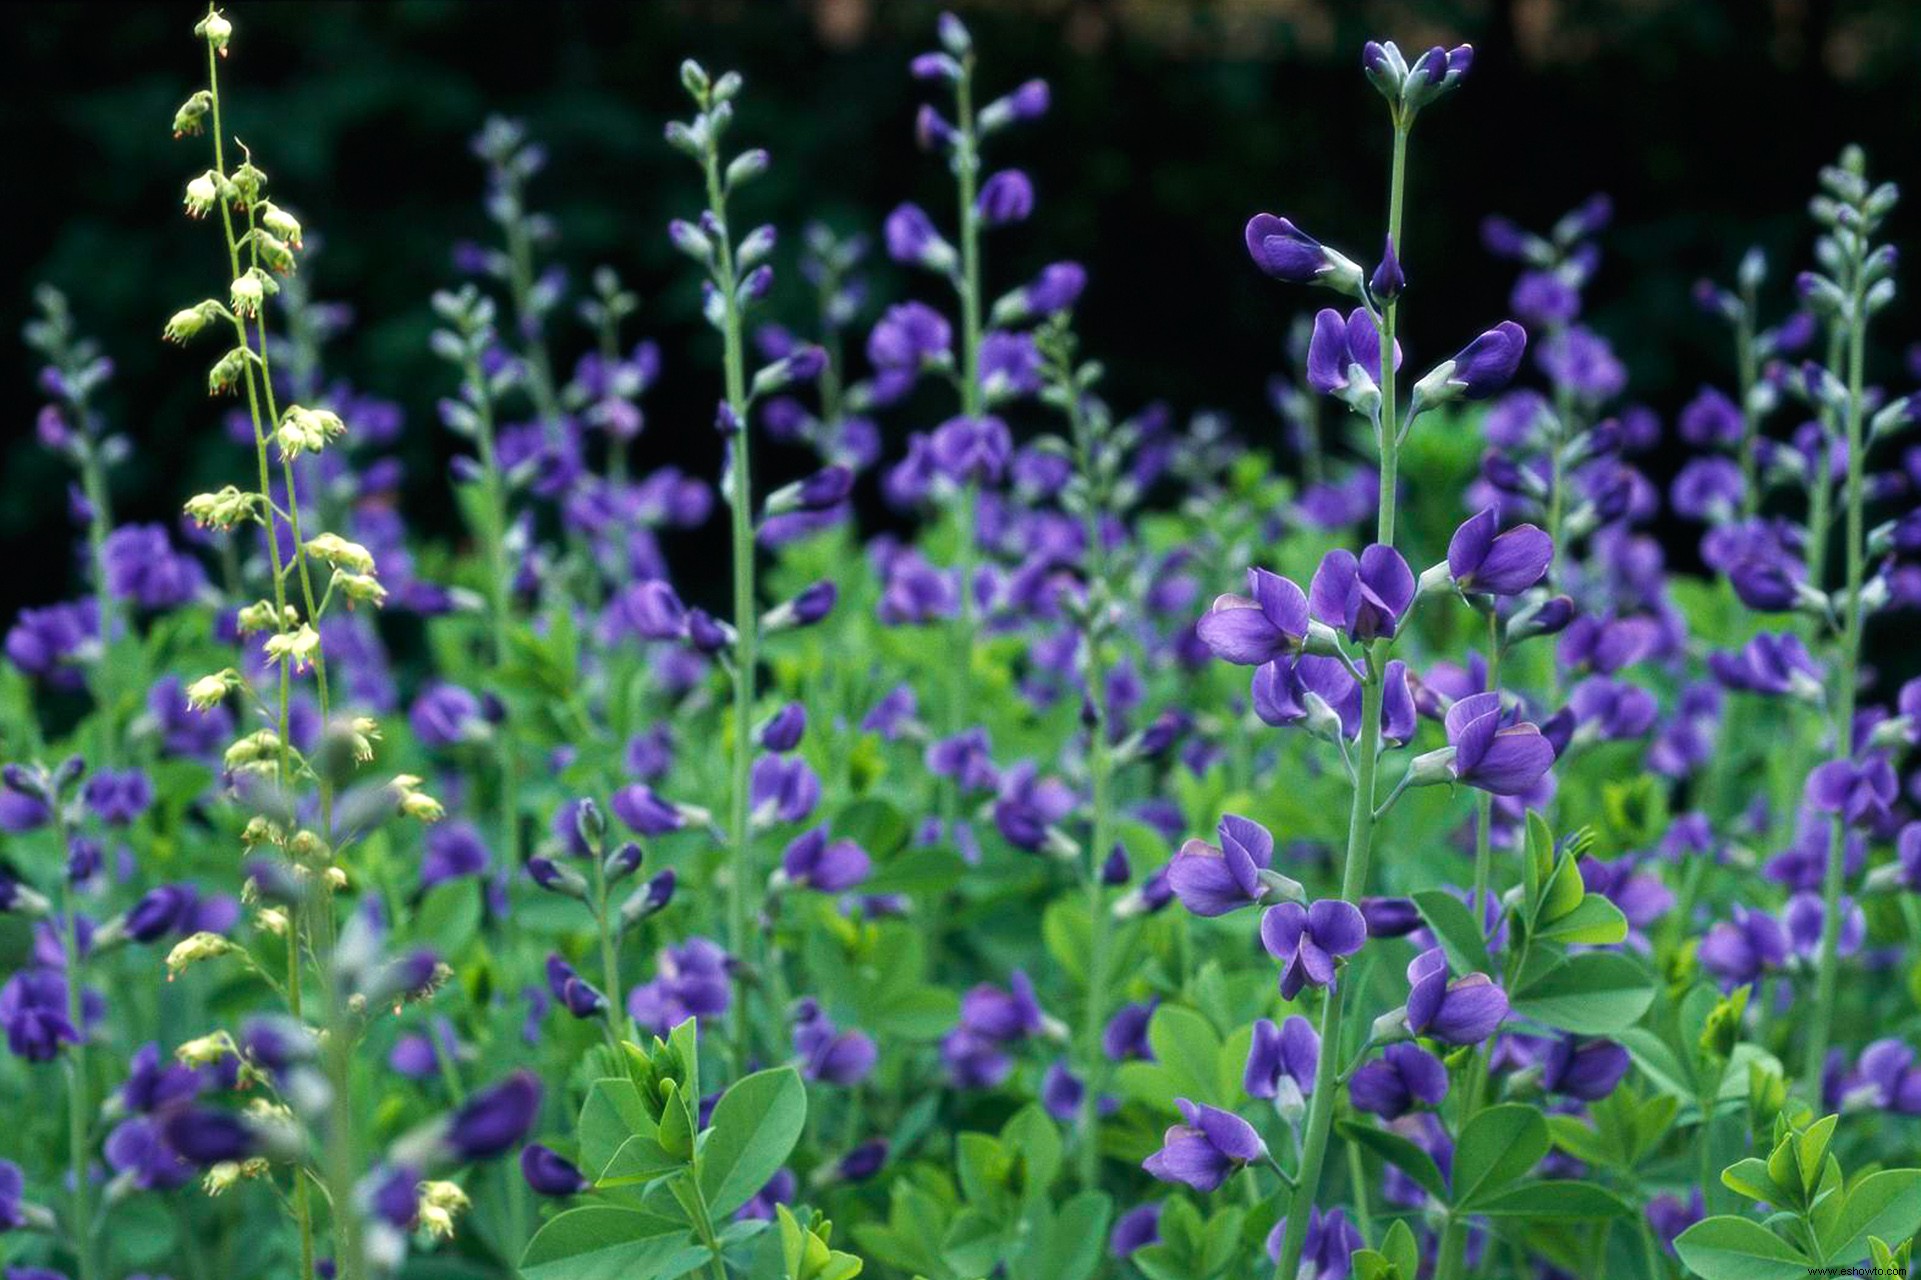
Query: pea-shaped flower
1243,215,1363,294
1260,900,1367,998
1412,321,1528,406
1406,691,1556,796
1309,545,1415,642
1141,1098,1269,1192
1403,948,1508,1045
1444,508,1552,596
1305,307,1400,407
1196,568,1313,665
1347,1042,1448,1119
1167,814,1296,917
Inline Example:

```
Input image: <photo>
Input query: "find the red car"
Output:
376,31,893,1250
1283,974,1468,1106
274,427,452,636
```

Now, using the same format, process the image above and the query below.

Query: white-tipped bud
184,173,220,218
167,935,237,981
263,625,322,671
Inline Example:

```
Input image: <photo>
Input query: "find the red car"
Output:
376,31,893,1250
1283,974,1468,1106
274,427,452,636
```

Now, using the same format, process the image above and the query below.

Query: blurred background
5,0,1918,620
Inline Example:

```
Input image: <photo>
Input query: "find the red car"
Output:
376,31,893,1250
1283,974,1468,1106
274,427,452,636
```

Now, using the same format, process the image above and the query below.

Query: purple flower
1541,1037,1631,1101
1414,322,1529,404
737,1168,798,1221
792,1000,878,1086
447,1071,542,1161
0,969,78,1061
1678,386,1743,447
1697,905,1787,990
1348,1042,1448,1119
1244,215,1361,292
1446,508,1552,595
1807,755,1897,827
161,1107,258,1165
1537,325,1625,403
1141,1098,1268,1192
5,599,97,685
82,769,152,826
1404,948,1508,1045
992,761,1076,853
959,970,1049,1041
1110,1202,1161,1258
103,524,206,610
1244,1014,1319,1101
750,755,821,825
626,939,733,1036
977,170,1034,227
1709,632,1823,699
929,415,1012,485
1103,998,1157,1062
926,727,998,791
1264,1206,1363,1276
520,1144,589,1196
884,202,955,272
1010,262,1086,318
867,302,951,379
105,1116,192,1191
420,822,490,891
779,827,872,893
758,703,807,753
1167,814,1278,917
1260,900,1368,998
1435,692,1556,796
545,954,608,1020
611,783,684,836
1309,544,1415,641
1306,307,1397,398
1784,891,1865,963
1196,568,1312,665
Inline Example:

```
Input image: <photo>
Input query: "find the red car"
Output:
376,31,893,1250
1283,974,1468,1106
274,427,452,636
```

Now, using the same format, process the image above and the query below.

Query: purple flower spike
1446,508,1552,595
1310,544,1415,642
1348,1042,1448,1119
1260,899,1368,999
1436,692,1556,796
1244,1014,1319,1101
1404,948,1508,1045
1196,567,1312,665
1167,814,1278,917
1415,321,1528,405
1244,215,1362,293
1141,1098,1268,1192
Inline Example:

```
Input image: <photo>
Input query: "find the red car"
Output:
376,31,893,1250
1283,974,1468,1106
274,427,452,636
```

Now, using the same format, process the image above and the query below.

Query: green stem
1802,291,1869,1095
466,347,521,874
1734,300,1759,520
947,55,984,731
54,834,96,1280
1275,112,1408,1280
704,136,758,1074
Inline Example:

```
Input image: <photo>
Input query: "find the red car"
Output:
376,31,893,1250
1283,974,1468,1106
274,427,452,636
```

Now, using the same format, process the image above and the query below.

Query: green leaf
519,1206,706,1280
832,797,912,858
578,1078,649,1179
1672,1215,1811,1280
1412,890,1494,977
1339,1121,1448,1203
698,1067,808,1218
1532,894,1629,946
1469,1181,1630,1218
1618,1027,1696,1099
1452,1104,1548,1208
1511,951,1655,1035
1825,1169,1921,1265
598,1131,679,1189
1033,1191,1112,1280
1000,1105,1062,1200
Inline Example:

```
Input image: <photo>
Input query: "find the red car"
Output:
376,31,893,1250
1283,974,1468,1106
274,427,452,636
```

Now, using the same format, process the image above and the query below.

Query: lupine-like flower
884,203,955,272
1784,892,1865,964
545,954,608,1019
1412,322,1528,405
1264,1206,1363,1276
1348,1042,1448,1119
1309,545,1415,642
0,969,78,1061
1141,1098,1268,1192
1109,1202,1161,1258
1807,754,1897,826
1244,1015,1318,1104
1445,508,1552,595
1196,568,1314,665
1709,632,1824,700
626,939,733,1036
521,1144,589,1197
1168,814,1293,917
1697,905,1787,990
929,414,1012,484
1260,900,1367,998
778,827,871,892
977,170,1034,227
1403,948,1508,1045
1244,216,1363,293
1417,691,1557,796
1305,307,1398,403
792,999,878,1086
1541,1036,1632,1101
83,769,153,826
446,1071,542,1161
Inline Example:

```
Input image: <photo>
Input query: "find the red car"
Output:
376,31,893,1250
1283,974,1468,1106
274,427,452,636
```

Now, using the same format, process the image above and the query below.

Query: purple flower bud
161,1107,257,1165
1110,1202,1161,1258
1446,508,1553,595
1371,236,1405,301
1245,215,1361,292
884,203,956,272
447,1071,542,1161
779,827,872,893
1404,948,1508,1045
977,170,1035,227
520,1144,589,1196
1167,814,1275,917
1244,1014,1319,1100
1348,1042,1449,1119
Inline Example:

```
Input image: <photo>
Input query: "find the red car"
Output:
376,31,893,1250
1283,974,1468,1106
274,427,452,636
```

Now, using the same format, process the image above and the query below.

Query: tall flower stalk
1798,148,1900,1092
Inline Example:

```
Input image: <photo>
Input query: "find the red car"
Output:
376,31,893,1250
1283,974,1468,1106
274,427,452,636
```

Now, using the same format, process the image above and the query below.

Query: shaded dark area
4,0,1918,620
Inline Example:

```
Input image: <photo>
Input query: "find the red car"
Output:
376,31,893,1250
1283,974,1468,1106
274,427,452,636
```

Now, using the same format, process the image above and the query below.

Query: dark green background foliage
5,0,1918,616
